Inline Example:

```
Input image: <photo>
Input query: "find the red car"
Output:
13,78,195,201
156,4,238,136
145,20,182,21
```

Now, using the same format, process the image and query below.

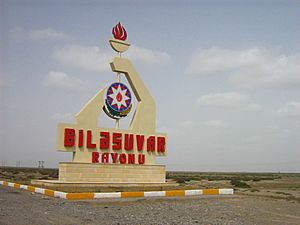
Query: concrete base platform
59,162,166,183
31,180,179,193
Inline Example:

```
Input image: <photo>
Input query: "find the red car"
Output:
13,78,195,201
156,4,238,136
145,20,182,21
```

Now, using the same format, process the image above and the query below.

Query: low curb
0,180,234,200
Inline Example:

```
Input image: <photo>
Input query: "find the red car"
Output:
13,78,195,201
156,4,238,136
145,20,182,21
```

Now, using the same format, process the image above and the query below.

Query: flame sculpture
112,22,127,41
109,22,130,53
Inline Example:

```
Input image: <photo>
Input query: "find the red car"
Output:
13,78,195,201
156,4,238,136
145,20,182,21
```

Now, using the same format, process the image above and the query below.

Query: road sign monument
55,22,167,184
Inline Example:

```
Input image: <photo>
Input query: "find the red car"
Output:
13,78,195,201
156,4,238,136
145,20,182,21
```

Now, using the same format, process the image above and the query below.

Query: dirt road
1,186,299,225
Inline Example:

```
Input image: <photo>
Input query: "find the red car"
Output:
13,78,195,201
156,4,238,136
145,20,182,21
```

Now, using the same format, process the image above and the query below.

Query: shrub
39,170,50,175
252,177,261,182
175,178,186,184
230,179,250,188
166,173,171,179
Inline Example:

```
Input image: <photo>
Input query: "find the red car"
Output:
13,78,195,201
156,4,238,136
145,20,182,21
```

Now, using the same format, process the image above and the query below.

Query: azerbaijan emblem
103,82,132,119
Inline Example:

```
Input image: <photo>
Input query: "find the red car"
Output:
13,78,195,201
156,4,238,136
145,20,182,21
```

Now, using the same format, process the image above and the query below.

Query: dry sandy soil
0,167,299,225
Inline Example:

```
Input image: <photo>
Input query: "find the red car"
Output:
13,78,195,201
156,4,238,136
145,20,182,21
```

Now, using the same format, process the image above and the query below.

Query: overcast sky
1,0,300,172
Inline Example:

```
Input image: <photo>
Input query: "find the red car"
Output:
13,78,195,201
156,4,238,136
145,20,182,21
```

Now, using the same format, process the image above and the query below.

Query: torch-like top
109,22,130,54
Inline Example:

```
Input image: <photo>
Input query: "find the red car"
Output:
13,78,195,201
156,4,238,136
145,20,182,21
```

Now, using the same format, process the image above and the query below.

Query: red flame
112,22,127,41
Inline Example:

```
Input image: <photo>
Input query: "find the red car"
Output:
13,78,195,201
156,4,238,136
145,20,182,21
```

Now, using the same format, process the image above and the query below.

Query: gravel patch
1,186,300,225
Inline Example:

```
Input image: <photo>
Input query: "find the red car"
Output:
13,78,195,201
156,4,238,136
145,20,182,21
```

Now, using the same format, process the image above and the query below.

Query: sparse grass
1,167,299,190
0,167,59,183
166,171,282,183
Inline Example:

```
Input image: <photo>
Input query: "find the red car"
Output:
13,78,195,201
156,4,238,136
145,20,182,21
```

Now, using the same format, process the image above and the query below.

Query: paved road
1,186,300,225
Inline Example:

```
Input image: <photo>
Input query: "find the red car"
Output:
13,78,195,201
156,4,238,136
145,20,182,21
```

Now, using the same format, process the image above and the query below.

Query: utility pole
16,161,21,167
38,161,44,169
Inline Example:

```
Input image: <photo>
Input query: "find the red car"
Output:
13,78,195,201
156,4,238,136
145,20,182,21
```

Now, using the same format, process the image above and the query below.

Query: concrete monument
33,23,169,191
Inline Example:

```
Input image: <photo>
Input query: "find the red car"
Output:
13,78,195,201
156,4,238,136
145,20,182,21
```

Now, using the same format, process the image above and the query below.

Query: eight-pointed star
108,84,130,110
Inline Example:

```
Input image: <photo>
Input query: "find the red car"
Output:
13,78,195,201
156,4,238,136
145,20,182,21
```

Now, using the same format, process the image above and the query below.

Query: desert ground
0,167,300,225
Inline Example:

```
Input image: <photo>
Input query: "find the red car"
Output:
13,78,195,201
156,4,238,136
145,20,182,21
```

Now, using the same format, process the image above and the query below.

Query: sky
1,0,300,172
